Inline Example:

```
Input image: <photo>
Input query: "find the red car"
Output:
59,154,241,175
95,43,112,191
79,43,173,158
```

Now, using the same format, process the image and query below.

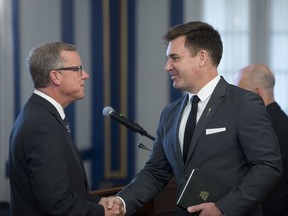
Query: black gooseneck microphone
102,106,155,141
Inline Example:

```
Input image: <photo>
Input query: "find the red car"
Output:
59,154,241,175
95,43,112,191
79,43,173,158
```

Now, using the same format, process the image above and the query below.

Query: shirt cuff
116,196,126,214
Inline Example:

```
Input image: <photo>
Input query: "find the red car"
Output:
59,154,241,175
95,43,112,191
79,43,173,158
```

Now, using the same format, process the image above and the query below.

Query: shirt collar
188,75,221,102
34,89,66,120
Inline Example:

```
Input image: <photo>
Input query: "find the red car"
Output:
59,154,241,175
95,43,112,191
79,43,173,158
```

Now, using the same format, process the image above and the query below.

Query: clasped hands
99,197,223,216
99,196,125,216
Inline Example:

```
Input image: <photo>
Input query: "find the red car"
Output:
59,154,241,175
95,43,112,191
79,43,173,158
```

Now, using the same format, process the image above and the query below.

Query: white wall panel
0,0,14,202
74,0,93,186
74,0,92,151
135,0,170,171
19,0,61,106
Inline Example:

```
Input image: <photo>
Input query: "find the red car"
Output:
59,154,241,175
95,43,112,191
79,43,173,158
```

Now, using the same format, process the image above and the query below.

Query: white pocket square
206,127,226,135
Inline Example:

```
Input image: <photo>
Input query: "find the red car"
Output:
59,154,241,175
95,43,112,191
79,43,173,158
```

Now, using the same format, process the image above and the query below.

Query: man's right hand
99,197,125,216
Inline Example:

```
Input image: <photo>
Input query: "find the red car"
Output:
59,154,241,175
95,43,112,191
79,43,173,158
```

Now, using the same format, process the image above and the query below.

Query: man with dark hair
108,21,282,216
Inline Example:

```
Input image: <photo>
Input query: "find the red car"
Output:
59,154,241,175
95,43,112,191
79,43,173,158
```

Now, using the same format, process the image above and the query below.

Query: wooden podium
90,179,176,215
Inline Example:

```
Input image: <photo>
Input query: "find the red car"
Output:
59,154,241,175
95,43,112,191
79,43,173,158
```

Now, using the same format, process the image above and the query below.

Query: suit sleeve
216,92,282,215
117,129,174,215
26,116,104,216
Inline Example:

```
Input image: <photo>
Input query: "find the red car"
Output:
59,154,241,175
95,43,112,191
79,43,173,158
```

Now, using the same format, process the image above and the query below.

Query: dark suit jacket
261,102,288,216
9,94,104,216
117,77,282,216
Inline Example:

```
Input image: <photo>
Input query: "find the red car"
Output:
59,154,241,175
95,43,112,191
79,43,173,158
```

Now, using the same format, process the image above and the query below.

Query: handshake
99,196,126,216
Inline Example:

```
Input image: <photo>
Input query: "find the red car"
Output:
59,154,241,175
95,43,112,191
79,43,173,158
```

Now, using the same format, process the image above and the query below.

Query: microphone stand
121,121,155,151
140,131,155,141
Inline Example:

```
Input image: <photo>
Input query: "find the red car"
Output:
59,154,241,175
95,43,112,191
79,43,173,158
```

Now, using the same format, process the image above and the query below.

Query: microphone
103,106,155,141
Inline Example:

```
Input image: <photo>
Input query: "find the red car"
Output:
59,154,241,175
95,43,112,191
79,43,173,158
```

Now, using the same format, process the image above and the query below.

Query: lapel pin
206,108,212,116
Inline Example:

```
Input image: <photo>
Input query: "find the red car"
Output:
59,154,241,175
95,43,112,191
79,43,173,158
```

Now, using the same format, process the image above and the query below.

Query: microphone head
103,106,114,117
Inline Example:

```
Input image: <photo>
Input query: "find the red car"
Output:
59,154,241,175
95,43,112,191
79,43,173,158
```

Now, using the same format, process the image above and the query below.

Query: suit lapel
174,95,190,166
185,77,228,165
29,93,90,190
57,116,90,191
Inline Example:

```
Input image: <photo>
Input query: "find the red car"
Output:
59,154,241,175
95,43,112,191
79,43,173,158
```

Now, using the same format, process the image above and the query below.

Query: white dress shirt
34,89,66,120
179,75,221,153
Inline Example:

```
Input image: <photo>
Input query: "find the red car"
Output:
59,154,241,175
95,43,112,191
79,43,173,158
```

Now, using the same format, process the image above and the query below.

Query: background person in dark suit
236,64,288,216
107,21,282,216
9,42,123,216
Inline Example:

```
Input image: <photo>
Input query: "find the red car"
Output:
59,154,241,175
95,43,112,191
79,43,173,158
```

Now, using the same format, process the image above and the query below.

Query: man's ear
255,87,264,97
199,50,208,67
49,70,61,86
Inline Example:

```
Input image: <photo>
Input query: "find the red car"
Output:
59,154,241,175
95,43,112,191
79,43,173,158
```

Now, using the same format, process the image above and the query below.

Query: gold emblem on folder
199,191,209,201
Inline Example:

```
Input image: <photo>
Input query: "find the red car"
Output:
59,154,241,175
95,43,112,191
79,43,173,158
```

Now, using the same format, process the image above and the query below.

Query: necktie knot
191,95,200,105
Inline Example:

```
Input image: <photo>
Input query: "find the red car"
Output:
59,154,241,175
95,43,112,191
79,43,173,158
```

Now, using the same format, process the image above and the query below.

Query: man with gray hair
9,41,123,216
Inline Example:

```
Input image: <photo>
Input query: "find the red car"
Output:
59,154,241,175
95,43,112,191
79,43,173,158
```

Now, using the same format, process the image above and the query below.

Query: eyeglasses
54,65,83,76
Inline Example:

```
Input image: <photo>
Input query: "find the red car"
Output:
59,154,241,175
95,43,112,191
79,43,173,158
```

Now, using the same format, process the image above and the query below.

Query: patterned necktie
183,95,200,163
63,117,71,133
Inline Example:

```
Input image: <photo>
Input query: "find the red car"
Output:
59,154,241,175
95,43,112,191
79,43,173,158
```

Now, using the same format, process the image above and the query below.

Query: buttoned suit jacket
118,77,282,216
9,93,104,216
